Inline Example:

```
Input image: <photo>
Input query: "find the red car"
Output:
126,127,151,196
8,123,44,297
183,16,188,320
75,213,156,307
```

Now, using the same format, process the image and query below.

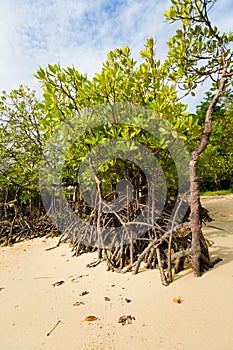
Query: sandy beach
1,195,233,350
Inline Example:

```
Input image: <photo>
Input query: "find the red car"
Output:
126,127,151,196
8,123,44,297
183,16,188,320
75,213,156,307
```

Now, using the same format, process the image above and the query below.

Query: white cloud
0,0,171,92
0,0,232,112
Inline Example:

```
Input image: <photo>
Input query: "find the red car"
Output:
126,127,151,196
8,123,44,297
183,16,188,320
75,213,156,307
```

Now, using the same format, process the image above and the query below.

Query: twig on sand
86,261,100,268
205,224,226,232
46,320,61,336
45,246,59,251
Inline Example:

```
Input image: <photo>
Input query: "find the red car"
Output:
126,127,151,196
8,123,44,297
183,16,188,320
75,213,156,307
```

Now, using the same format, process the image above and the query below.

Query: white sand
0,195,233,350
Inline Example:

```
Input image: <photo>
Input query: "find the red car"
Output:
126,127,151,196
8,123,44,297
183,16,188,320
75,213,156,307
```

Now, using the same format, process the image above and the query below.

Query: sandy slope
0,195,233,350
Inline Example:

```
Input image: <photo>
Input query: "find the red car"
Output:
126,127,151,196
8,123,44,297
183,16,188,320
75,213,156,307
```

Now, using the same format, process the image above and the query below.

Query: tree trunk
190,150,202,276
190,72,228,277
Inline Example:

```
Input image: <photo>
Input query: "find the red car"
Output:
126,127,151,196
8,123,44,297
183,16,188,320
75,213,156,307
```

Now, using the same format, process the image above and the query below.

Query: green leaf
48,64,57,74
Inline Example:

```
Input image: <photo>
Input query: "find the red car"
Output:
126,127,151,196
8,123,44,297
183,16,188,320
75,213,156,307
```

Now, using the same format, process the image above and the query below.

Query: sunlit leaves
164,0,233,92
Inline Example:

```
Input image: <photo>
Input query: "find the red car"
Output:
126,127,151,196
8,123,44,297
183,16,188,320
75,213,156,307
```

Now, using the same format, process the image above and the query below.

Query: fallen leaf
52,281,64,287
79,290,89,296
73,301,84,306
173,296,182,304
118,315,135,326
82,315,99,322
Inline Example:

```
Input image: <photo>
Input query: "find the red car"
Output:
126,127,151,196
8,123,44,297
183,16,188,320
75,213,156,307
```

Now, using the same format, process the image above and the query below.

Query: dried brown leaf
52,281,64,287
118,315,135,326
173,296,182,304
79,290,89,296
82,315,99,322
73,301,84,306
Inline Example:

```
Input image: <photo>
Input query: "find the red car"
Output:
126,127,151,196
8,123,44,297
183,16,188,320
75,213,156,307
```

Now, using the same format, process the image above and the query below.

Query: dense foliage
0,0,232,283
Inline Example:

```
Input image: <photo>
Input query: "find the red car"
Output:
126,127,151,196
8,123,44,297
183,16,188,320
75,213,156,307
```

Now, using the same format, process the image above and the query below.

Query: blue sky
0,0,233,111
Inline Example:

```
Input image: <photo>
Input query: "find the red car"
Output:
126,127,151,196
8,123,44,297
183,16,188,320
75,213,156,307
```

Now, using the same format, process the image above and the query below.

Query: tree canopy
0,0,232,283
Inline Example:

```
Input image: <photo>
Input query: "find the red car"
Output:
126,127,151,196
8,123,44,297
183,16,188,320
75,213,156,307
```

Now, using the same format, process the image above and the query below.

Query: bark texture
190,70,228,276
